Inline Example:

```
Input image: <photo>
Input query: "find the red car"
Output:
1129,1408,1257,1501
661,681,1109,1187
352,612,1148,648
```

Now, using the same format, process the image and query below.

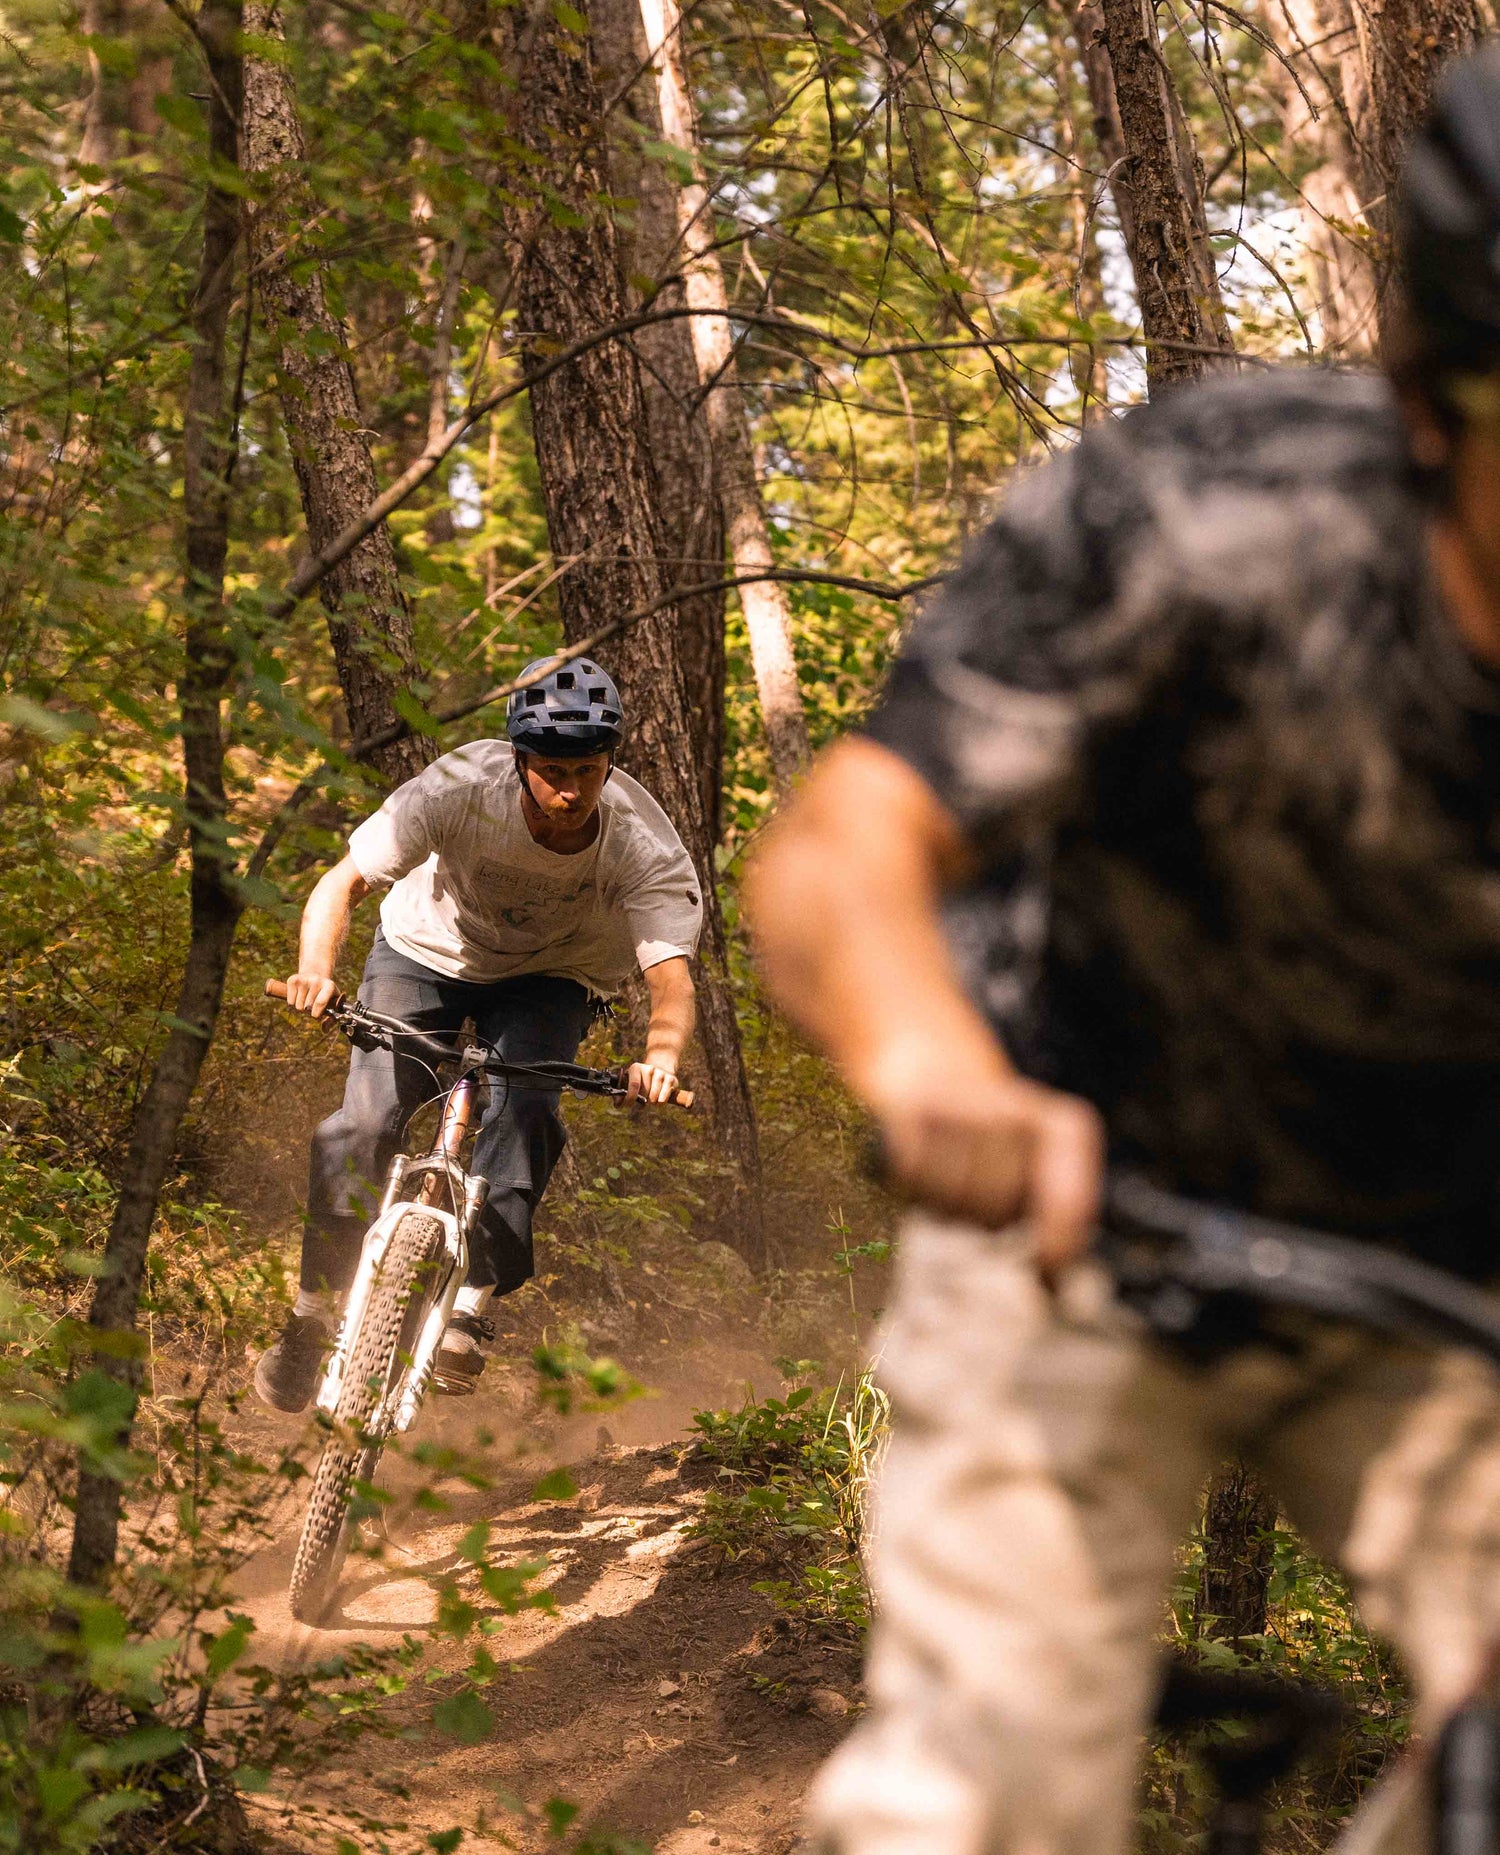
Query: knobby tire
288,1210,447,1623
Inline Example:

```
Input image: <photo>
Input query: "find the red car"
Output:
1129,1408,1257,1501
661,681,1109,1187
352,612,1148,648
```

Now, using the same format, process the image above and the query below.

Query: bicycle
263,978,693,1623
1096,1172,1500,1855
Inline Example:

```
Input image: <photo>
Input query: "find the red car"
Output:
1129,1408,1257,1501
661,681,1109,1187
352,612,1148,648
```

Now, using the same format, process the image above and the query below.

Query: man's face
1405,378,1500,594
1449,413,1500,596
518,750,612,826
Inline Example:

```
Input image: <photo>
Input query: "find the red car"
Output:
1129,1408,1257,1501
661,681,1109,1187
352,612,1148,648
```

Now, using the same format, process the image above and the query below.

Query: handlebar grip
611,1066,695,1108
264,977,346,1015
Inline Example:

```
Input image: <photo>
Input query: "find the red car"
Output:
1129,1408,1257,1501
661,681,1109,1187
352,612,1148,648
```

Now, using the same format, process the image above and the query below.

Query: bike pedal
432,1368,482,1397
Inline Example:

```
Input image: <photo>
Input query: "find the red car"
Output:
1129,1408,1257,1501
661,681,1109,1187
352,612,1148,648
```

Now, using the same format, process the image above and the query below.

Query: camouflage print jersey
865,366,1500,1276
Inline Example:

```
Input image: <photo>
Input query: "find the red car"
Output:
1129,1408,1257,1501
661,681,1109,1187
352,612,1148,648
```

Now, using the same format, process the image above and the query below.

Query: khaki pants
808,1216,1500,1855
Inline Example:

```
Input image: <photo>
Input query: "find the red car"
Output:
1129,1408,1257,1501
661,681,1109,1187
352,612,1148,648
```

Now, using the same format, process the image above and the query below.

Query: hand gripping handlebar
264,979,694,1108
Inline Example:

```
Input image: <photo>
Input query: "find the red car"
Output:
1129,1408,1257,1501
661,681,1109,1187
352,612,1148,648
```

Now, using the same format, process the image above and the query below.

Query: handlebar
860,1130,1500,1370
264,979,694,1109
1101,1170,1500,1371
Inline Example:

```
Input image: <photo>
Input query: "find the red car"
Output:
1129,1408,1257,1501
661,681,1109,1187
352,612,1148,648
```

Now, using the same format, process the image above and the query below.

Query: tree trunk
78,0,113,169
595,0,728,841
634,0,811,797
502,0,765,1263
1197,1462,1279,1648
414,170,468,545
1266,0,1381,356
1084,0,1234,390
1354,0,1486,237
243,3,433,789
1049,0,1111,419
69,0,246,1588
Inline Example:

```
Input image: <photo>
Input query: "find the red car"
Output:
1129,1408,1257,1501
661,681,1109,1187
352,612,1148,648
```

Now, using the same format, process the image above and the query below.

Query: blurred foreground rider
749,48,1500,1855
254,658,700,1412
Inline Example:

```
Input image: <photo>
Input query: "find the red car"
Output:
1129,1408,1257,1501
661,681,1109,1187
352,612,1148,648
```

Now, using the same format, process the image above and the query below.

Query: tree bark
78,0,113,169
595,0,728,841
633,0,812,797
1265,0,1381,356
1049,0,1111,419
1354,0,1486,236
243,3,433,789
502,0,765,1262
1197,1462,1279,1648
69,0,246,1587
414,169,468,545
1083,0,1234,391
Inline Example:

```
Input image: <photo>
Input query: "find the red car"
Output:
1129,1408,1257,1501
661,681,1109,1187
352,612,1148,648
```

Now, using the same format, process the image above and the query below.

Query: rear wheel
288,1210,447,1624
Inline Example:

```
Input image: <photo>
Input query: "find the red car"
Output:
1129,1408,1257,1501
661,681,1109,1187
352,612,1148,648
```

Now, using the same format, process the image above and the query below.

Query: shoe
434,1312,494,1396
253,1314,331,1414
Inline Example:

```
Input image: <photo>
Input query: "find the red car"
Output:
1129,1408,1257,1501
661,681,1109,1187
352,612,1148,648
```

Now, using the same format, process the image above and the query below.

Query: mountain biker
254,656,700,1413
747,46,1500,1855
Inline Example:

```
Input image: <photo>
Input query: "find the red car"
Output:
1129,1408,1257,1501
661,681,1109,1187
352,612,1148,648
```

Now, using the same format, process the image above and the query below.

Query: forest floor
215,1301,864,1855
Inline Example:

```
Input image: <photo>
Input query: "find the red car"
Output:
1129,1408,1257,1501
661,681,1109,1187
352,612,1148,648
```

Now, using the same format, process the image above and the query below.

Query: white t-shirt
346,741,703,994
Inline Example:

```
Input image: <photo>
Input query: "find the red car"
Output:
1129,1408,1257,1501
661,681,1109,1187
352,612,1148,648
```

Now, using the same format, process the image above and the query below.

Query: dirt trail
229,1339,862,1855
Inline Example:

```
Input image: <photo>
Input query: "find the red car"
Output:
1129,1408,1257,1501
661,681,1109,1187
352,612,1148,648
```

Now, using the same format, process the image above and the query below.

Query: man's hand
868,1060,1104,1275
283,972,340,1018
625,1060,682,1105
630,957,695,1108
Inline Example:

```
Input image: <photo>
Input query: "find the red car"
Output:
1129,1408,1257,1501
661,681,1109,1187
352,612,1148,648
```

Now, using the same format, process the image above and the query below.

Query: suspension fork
419,1074,476,1213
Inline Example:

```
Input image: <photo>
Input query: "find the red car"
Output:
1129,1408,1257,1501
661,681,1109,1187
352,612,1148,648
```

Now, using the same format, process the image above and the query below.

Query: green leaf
64,1370,136,1431
544,1797,580,1837
85,1725,185,1772
432,1687,494,1744
456,1518,490,1564
233,1766,273,1793
153,91,203,135
0,695,82,740
205,1614,255,1679
392,687,443,737
531,1468,577,1502
0,202,23,244
428,1831,465,1853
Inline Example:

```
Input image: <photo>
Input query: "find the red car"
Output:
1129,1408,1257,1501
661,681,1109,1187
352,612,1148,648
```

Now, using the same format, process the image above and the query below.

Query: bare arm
628,955,696,1104
285,854,375,1017
744,737,1102,1267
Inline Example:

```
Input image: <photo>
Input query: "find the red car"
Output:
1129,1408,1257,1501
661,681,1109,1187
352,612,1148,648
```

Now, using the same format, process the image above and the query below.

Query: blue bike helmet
506,655,624,756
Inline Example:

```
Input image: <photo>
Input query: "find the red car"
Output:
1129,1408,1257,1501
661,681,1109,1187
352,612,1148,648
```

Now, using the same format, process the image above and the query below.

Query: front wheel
288,1209,447,1624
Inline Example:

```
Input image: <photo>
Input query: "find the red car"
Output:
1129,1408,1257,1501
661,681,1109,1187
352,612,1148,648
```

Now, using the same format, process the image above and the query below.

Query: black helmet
1399,44,1500,387
507,655,624,756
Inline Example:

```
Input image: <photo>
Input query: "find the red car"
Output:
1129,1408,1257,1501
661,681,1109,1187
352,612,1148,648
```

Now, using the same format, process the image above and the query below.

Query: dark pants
303,930,594,1298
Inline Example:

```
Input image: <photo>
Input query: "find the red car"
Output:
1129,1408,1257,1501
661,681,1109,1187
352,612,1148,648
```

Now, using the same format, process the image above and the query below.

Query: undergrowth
687,1371,1411,1855
687,1370,889,1641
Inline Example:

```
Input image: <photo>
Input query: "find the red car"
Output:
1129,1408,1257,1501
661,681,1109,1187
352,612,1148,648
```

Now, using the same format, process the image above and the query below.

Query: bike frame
315,1072,486,1435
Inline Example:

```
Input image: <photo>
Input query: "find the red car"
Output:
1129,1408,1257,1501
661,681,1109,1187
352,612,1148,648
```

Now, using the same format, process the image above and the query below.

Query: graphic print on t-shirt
471,861,600,934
